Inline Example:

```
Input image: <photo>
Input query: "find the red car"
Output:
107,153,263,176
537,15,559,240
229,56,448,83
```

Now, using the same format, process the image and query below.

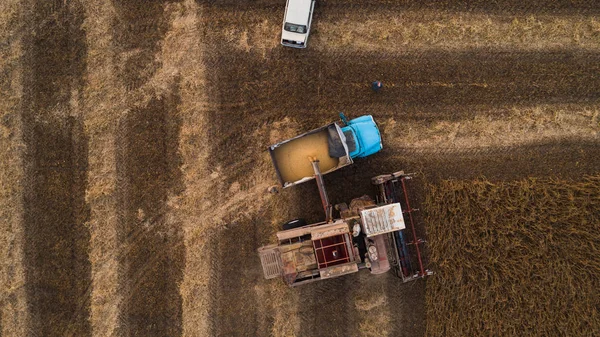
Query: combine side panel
319,262,359,280
360,203,405,237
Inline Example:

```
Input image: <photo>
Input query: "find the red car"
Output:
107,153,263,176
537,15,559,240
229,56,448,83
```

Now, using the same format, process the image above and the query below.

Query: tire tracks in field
115,92,185,337
20,0,91,336
207,218,270,337
298,277,356,337
109,1,187,336
0,0,27,335
308,50,600,120
327,0,600,15
112,0,182,91
347,139,600,182
202,46,600,185
204,47,600,125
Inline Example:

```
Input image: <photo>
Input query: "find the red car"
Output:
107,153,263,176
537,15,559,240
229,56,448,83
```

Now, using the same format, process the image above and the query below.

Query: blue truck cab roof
341,115,383,158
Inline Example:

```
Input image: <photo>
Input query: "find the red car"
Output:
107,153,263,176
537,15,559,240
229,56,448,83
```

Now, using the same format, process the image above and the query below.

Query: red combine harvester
258,165,432,286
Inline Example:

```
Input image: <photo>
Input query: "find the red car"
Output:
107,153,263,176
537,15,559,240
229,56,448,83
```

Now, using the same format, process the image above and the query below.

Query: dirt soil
1,0,599,336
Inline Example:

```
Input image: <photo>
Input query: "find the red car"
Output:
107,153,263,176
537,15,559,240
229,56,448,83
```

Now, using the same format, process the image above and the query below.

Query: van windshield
284,22,307,34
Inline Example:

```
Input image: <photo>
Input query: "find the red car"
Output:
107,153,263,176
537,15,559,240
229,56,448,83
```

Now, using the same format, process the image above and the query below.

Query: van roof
285,0,312,25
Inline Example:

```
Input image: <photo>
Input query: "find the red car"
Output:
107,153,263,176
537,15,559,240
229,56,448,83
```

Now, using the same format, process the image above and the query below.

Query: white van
281,0,315,48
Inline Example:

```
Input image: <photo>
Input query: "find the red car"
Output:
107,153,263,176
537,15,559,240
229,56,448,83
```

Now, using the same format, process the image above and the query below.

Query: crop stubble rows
111,1,185,336
5,0,600,336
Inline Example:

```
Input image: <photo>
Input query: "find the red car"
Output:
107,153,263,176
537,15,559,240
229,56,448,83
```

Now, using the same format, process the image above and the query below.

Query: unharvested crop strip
424,177,600,336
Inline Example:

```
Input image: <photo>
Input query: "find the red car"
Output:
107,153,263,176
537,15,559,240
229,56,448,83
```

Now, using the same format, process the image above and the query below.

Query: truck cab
340,114,383,159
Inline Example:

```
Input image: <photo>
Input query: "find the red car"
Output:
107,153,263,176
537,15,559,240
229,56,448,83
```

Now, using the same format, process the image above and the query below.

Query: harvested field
115,94,185,336
425,177,600,336
0,0,599,336
19,0,91,336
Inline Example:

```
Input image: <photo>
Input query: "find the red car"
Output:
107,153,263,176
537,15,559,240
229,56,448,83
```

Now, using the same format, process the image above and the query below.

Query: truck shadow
21,0,91,336
116,92,184,337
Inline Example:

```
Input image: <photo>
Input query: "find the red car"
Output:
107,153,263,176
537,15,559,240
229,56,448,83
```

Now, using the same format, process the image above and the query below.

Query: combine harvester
259,113,432,286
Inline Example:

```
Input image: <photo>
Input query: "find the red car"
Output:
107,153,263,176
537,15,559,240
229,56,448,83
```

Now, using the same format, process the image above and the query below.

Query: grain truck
269,113,383,189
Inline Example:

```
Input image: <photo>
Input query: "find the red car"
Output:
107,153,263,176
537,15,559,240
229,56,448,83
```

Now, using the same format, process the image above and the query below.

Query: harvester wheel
282,218,307,230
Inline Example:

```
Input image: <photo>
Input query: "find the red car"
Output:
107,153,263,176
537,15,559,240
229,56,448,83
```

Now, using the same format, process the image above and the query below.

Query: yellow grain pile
425,176,600,336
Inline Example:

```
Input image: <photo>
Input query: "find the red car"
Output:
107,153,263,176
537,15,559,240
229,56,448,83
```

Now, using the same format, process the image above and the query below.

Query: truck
269,113,383,189
258,171,432,286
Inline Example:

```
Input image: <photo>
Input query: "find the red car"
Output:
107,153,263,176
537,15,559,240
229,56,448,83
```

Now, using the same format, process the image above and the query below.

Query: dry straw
425,176,600,336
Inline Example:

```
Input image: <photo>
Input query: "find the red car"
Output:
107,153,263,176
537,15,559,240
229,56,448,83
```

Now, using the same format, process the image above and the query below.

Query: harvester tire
282,218,307,230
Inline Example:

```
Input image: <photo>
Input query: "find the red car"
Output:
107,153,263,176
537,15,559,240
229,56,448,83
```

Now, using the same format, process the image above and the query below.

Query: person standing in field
371,80,383,93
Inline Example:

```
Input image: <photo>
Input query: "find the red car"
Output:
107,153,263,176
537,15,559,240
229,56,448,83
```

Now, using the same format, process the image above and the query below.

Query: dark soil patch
387,139,600,182
204,43,600,186
21,0,87,110
208,217,273,337
22,118,91,337
116,92,185,337
210,48,600,128
386,276,427,336
298,277,355,337
20,1,91,336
